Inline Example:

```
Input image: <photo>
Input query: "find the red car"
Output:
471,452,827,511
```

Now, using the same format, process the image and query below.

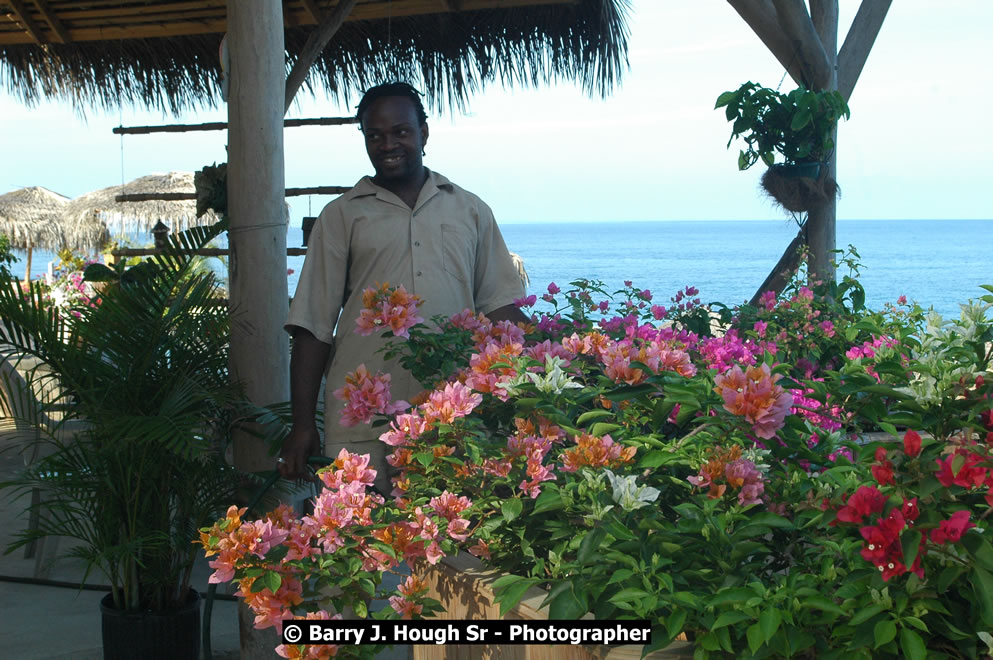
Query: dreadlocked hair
356,82,428,128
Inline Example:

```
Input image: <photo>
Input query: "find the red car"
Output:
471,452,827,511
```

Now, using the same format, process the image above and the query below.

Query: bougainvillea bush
201,268,993,660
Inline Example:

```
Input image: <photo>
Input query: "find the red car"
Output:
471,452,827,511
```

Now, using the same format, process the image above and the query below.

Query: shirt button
416,271,422,276
414,241,421,247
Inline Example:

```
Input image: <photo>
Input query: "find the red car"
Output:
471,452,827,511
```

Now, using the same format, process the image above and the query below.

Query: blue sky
1,1,991,228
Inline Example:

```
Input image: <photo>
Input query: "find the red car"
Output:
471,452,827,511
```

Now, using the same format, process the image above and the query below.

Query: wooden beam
838,0,892,101
726,0,808,88
7,0,48,44
300,0,324,23
286,186,350,196
770,0,832,89
284,0,358,113
749,227,806,306
0,0,580,45
31,0,71,43
112,116,358,135
113,247,309,257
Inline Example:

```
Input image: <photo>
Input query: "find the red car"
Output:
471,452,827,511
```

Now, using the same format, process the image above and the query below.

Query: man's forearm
486,303,529,326
290,328,334,427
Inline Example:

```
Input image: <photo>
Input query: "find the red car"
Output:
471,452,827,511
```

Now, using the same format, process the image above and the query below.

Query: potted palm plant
0,224,260,659
716,81,850,212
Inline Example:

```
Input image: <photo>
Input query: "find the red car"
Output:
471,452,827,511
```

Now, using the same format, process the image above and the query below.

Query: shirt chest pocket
440,224,473,283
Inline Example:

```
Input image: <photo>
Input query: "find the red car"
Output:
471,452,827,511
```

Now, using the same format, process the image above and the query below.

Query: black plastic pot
772,161,823,179
100,590,201,660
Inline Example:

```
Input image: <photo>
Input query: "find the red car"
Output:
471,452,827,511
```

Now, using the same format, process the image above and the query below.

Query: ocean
12,219,991,321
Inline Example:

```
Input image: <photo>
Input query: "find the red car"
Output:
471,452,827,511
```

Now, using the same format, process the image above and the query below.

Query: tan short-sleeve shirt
285,169,524,454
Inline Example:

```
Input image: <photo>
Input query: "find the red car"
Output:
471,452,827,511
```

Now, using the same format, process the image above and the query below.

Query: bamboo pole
111,116,359,135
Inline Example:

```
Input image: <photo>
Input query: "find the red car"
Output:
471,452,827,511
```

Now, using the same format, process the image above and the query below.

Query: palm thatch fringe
0,186,67,251
64,172,221,235
0,0,630,115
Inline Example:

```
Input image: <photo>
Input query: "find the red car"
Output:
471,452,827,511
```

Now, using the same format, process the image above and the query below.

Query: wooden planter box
415,553,692,660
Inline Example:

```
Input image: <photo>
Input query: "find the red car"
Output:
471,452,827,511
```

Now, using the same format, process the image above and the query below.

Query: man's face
360,96,428,185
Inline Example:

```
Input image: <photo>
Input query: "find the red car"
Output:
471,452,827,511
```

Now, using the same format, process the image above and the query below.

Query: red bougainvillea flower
835,485,887,524
931,510,976,545
871,446,895,486
936,448,988,489
860,509,908,581
903,430,922,457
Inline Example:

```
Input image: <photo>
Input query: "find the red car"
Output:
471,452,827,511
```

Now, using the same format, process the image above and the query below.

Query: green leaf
747,623,764,654
546,581,588,619
576,409,614,426
849,604,886,626
666,609,687,641
800,596,845,616
713,611,752,630
901,530,922,570
759,607,782,643
260,570,281,594
899,627,926,660
491,575,541,617
501,498,523,522
577,527,608,565
531,487,564,515
971,566,993,626
715,91,736,108
591,422,623,436
873,619,897,648
608,587,651,604
961,531,993,570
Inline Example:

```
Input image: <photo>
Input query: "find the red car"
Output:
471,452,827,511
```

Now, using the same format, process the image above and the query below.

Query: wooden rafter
726,0,807,88
838,0,892,101
769,0,831,89
285,0,358,113
32,0,70,43
112,116,359,135
0,0,580,45
6,0,46,44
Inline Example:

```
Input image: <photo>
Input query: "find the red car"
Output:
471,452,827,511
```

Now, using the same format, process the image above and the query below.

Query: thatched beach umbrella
0,186,67,280
65,172,221,235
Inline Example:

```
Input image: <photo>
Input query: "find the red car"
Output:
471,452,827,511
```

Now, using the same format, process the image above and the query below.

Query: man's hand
279,423,321,481
283,327,334,480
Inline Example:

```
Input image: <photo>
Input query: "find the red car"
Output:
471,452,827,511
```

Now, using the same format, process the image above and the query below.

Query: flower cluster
199,449,452,658
332,364,408,427
687,444,765,506
354,282,423,339
713,363,793,439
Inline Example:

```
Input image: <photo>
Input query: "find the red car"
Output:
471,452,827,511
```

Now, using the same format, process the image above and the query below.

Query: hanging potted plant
0,224,262,659
716,81,850,212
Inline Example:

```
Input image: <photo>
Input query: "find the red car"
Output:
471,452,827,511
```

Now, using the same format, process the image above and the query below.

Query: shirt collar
346,168,453,207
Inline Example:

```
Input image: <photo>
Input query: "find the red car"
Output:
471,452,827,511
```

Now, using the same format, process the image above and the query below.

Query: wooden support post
806,0,839,285
226,4,289,654
226,0,288,466
749,227,806,306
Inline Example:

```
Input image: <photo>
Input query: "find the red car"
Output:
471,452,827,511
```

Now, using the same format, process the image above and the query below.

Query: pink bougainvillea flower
713,363,793,439
355,283,423,338
333,364,408,427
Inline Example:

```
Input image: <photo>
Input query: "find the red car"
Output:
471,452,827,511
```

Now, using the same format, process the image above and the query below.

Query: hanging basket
761,162,838,213
100,589,201,660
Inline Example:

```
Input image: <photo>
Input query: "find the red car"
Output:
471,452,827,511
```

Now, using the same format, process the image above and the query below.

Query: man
279,82,527,487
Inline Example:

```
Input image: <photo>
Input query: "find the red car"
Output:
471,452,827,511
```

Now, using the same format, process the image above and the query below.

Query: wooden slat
286,186,350,196
112,116,359,134
0,0,580,45
113,247,310,257
113,188,348,202
838,0,892,101
6,0,48,44
32,0,71,43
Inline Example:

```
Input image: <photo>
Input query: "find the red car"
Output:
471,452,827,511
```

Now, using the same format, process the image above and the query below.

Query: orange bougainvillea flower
714,363,793,439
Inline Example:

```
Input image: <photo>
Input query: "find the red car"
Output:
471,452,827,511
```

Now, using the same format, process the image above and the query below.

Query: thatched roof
0,0,630,115
0,186,66,251
64,172,221,234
